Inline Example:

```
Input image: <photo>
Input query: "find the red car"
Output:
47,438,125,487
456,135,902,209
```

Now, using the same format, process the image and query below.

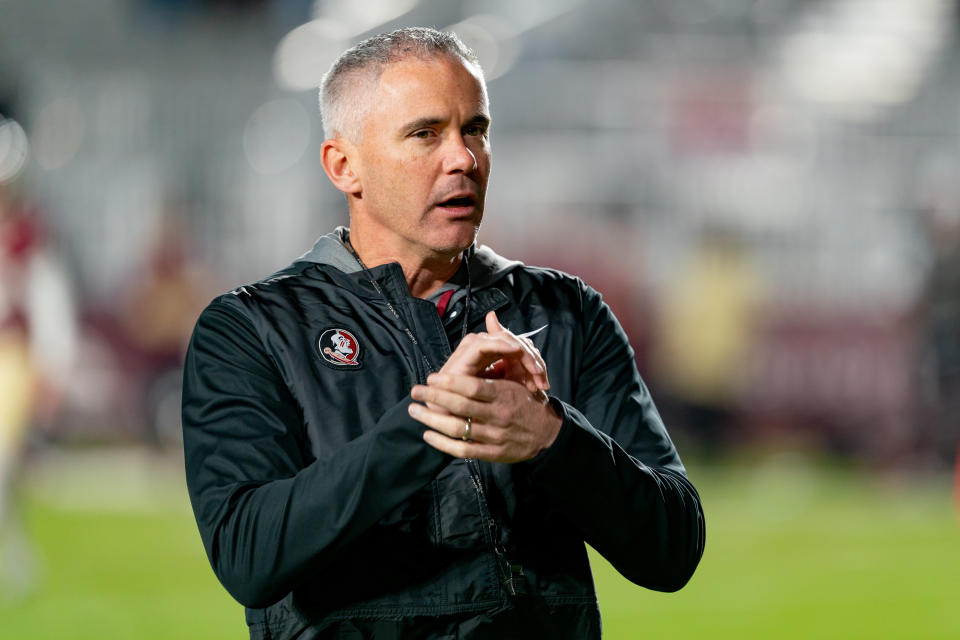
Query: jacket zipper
450,296,522,597
464,458,518,598
358,263,518,596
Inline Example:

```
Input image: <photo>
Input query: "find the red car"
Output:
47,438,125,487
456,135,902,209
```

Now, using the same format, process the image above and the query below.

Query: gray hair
319,27,483,141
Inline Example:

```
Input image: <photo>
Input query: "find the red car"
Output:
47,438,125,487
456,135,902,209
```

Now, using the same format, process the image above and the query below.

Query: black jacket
182,229,704,639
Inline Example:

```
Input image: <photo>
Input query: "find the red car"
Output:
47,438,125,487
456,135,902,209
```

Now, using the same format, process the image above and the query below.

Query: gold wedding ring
462,417,472,441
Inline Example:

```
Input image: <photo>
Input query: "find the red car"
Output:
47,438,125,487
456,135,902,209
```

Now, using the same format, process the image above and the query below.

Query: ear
321,138,361,195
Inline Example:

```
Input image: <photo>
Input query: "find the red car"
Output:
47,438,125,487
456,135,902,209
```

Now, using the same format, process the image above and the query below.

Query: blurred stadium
1,0,958,637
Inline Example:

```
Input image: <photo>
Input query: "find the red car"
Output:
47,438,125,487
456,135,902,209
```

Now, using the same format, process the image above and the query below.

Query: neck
347,229,463,299
402,258,462,299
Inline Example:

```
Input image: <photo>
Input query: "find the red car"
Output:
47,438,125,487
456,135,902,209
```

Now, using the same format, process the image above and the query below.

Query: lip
435,190,478,204
434,191,480,217
435,204,476,218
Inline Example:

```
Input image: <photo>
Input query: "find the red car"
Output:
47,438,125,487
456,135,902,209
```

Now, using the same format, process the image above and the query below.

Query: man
183,27,704,639
1,176,76,603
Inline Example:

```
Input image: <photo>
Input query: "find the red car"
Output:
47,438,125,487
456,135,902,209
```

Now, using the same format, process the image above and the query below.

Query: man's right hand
438,311,549,392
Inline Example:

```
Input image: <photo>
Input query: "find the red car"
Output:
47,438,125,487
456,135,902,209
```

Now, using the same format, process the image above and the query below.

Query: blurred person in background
915,157,960,471
0,175,77,603
118,207,215,448
182,27,703,639
651,227,760,457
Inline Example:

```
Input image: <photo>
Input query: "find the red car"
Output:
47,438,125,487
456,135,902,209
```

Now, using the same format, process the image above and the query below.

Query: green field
3,449,958,639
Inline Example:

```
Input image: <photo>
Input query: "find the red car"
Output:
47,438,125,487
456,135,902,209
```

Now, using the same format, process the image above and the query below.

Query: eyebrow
467,114,492,130
400,113,491,134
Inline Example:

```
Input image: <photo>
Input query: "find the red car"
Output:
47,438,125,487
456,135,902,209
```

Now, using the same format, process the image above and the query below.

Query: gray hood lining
295,226,523,298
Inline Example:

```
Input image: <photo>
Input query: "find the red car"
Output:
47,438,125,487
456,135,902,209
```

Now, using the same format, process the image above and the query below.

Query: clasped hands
408,311,562,463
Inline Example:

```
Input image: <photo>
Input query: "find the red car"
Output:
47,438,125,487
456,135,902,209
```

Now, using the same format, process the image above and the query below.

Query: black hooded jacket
182,228,705,639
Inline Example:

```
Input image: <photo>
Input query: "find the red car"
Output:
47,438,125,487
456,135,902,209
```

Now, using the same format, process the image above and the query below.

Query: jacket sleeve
525,282,705,592
181,299,451,609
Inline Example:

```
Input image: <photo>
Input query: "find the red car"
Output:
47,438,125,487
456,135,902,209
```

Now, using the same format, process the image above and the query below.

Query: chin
427,243,472,260
428,225,479,256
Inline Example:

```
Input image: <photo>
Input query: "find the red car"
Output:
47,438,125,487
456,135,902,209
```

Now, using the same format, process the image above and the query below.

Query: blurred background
1,0,958,638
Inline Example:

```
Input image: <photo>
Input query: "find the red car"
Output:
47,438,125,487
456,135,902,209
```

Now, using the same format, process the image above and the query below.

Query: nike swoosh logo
516,325,548,340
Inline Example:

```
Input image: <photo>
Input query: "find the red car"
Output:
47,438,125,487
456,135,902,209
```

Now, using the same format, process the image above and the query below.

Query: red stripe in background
435,289,455,317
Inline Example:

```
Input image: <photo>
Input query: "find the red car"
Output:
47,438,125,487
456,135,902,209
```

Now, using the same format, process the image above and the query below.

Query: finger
422,428,504,461
425,401,452,415
461,333,525,359
483,312,550,390
514,336,546,391
408,403,502,443
485,310,502,334
424,373,502,402
505,339,549,391
442,333,525,375
420,375,535,428
408,402,475,438
480,358,536,392
410,383,494,419
516,341,549,390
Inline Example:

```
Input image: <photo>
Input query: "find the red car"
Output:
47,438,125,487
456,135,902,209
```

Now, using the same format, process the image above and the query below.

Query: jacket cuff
522,396,607,473
374,395,456,470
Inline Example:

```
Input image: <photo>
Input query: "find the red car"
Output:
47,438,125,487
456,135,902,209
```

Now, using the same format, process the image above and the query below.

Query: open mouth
437,195,476,209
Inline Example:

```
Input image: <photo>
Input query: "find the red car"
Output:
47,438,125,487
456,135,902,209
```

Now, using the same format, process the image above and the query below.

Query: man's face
347,55,491,261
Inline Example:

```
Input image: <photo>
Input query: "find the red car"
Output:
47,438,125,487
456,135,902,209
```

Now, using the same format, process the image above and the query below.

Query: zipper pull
502,564,517,596
503,576,516,596
510,564,529,596
489,518,518,596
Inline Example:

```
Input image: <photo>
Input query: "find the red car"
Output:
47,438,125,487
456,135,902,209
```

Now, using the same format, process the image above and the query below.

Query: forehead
364,56,488,126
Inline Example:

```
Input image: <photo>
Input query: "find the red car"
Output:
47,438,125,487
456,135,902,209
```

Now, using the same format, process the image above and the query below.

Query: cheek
477,158,492,187
397,163,436,195
364,157,407,199
472,144,492,178
368,162,435,214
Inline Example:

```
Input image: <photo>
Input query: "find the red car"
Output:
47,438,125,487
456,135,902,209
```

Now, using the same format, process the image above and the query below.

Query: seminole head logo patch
318,328,361,367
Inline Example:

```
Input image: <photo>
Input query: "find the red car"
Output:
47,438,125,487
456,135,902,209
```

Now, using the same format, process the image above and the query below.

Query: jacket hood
295,226,524,293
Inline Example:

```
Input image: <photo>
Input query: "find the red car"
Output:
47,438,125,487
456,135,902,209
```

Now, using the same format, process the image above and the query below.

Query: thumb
485,310,504,334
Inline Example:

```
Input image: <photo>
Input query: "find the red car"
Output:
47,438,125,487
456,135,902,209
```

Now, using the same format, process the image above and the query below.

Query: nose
443,134,478,174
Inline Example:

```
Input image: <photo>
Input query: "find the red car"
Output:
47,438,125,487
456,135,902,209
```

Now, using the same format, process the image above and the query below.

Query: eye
411,129,435,139
464,124,488,137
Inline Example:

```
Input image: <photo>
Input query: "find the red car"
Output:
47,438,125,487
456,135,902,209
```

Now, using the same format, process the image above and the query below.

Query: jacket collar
295,226,523,293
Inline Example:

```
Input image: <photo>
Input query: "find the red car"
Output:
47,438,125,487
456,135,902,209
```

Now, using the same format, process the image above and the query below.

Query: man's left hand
409,373,563,463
